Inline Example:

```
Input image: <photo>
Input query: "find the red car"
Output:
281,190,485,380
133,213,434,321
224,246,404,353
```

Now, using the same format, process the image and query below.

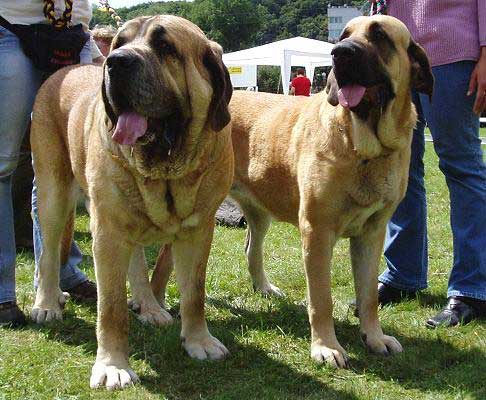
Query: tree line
91,0,366,92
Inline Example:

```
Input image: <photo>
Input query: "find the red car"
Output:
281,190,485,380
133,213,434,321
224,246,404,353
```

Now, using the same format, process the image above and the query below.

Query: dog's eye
157,40,176,56
373,30,387,41
112,36,128,50
369,24,390,43
339,28,350,41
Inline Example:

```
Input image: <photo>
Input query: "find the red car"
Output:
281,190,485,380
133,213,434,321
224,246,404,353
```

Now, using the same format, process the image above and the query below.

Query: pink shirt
387,0,486,67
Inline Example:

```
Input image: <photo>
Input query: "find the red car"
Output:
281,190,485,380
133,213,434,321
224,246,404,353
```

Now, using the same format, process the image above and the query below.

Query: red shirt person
290,68,311,96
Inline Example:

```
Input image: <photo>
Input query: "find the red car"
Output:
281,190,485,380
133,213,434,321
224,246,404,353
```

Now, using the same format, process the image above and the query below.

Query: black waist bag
0,15,89,74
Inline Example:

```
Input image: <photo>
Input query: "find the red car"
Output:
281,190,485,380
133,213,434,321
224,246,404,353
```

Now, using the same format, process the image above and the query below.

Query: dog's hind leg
350,221,403,357
236,198,283,297
150,244,174,308
128,245,173,326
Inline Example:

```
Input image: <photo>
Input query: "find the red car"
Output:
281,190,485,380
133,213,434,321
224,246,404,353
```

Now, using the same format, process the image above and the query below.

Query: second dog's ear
326,69,339,106
408,39,434,101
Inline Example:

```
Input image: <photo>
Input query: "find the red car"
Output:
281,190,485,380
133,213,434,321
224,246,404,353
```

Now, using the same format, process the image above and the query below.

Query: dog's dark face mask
100,16,232,169
326,17,433,120
101,18,187,162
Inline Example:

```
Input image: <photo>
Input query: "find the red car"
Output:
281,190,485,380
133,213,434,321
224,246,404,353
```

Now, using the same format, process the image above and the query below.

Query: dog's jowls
30,15,233,390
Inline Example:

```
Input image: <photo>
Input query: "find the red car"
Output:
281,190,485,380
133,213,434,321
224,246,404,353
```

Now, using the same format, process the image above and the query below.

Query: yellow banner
228,66,242,74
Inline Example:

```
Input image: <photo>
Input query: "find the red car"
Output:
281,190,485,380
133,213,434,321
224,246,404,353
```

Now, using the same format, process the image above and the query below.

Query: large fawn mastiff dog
30,15,233,389
150,15,433,367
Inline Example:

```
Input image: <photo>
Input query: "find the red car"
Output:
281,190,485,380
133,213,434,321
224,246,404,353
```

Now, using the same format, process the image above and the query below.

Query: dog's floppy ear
203,42,233,132
325,69,339,106
408,39,434,100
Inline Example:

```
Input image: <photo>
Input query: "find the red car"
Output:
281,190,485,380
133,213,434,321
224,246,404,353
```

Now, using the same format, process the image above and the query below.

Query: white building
327,4,362,42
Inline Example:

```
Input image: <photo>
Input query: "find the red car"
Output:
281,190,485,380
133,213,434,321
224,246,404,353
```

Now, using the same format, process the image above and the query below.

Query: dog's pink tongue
112,111,148,146
338,85,366,108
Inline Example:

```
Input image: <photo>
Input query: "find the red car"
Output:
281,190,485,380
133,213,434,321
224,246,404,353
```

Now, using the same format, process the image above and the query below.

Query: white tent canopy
223,36,335,95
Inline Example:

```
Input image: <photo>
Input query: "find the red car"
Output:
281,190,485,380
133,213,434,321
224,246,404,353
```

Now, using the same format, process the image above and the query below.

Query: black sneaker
67,280,97,303
426,296,486,329
377,282,417,306
0,301,27,327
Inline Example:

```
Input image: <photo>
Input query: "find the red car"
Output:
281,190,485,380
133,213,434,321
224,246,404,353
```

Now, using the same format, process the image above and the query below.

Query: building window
329,16,344,24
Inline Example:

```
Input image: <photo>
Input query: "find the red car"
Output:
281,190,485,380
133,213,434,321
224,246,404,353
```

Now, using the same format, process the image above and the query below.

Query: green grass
1,143,486,400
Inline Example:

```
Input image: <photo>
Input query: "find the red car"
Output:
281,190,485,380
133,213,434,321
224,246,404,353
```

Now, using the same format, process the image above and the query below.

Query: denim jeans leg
380,92,429,291
0,176,17,303
0,26,43,303
32,180,87,291
420,61,486,301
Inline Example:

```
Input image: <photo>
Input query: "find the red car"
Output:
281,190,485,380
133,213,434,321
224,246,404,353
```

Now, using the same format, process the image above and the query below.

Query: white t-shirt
0,0,92,28
0,1,102,60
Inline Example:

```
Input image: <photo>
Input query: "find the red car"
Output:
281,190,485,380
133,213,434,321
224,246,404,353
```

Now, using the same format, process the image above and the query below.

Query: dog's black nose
106,50,138,70
331,41,360,60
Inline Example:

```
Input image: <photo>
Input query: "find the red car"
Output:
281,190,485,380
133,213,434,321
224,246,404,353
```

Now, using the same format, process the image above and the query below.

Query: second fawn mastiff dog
149,15,433,368
30,16,233,389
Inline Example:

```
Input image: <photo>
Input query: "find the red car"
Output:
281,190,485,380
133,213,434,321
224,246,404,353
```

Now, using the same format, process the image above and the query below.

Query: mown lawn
1,143,485,400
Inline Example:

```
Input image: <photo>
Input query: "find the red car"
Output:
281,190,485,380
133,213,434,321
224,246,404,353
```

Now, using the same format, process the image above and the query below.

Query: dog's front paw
311,341,349,368
182,334,229,361
90,361,139,390
31,291,69,323
128,298,173,326
361,332,403,356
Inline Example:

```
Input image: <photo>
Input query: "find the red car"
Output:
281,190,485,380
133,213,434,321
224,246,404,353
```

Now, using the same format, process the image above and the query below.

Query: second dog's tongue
112,111,148,146
338,85,366,108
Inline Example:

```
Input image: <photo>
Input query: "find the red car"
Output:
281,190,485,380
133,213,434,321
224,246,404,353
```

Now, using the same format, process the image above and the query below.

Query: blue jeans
380,61,486,301
0,26,91,303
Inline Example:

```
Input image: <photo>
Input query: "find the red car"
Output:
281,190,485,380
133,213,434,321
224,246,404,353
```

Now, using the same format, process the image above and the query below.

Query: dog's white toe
90,362,139,390
255,282,285,297
362,333,403,356
311,342,349,369
31,292,68,323
129,299,173,326
183,334,229,360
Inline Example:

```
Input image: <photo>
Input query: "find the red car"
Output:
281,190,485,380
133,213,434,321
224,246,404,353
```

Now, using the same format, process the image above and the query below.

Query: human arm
468,47,486,115
90,35,104,64
467,0,486,114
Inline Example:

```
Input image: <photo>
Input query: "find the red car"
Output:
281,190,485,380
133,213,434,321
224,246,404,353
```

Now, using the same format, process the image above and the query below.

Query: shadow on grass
416,291,449,308
22,306,358,400
22,293,486,399
206,297,486,399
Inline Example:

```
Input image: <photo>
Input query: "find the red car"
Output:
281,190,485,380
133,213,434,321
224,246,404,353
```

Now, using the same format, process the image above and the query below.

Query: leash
370,0,388,15
98,0,123,27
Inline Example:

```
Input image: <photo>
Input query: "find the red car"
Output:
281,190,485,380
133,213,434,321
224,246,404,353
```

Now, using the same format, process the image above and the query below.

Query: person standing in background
368,0,486,328
91,24,117,58
0,0,102,326
290,68,311,96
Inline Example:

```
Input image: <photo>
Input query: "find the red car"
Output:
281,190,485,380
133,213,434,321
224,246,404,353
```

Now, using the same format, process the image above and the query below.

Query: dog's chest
123,177,203,243
341,156,405,237
347,155,402,207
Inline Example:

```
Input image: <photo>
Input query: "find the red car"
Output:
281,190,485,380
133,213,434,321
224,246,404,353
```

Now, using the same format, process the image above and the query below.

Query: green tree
91,5,116,28
190,0,265,52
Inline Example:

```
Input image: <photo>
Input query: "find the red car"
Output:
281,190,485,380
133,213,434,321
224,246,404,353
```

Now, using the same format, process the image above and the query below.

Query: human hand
468,47,486,115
